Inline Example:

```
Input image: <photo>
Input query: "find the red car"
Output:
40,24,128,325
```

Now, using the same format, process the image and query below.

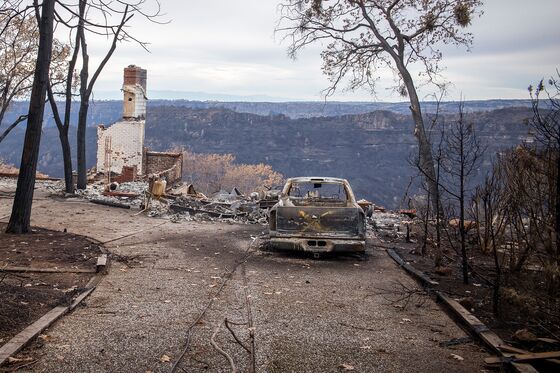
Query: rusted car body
268,177,366,254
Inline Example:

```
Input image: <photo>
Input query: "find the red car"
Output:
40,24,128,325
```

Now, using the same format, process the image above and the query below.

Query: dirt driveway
0,183,488,372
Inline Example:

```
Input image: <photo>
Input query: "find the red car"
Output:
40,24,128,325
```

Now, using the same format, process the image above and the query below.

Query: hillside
0,105,531,207
144,106,531,206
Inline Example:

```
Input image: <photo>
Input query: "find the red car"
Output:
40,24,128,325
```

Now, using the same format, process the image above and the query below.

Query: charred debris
62,172,416,238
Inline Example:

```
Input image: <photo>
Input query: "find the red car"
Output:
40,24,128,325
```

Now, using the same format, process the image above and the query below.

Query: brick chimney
122,65,147,119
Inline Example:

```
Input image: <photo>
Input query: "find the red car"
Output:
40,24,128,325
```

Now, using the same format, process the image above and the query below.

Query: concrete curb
385,247,538,373
0,266,96,274
386,248,439,286
0,256,109,367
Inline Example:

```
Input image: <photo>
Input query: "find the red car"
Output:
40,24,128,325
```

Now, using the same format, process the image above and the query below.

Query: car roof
287,177,348,183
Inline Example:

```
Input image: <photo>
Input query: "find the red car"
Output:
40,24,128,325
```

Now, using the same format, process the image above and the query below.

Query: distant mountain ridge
2,98,533,130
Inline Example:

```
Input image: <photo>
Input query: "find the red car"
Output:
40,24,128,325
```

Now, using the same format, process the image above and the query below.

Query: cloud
84,0,559,101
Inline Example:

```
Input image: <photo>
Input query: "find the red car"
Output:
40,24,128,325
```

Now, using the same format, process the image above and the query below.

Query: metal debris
169,195,269,224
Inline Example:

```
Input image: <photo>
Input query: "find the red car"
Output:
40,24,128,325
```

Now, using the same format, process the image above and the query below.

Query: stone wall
144,151,183,185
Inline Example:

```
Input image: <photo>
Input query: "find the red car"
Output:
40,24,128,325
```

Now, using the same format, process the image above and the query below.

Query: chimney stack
122,65,147,119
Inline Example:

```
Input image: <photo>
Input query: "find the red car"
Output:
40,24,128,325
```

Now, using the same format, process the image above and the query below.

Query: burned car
268,177,366,254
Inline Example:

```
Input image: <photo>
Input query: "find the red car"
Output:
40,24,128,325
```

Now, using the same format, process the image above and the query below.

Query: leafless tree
46,1,83,194
413,91,447,265
529,73,560,264
473,164,508,316
473,143,560,317
277,0,483,214
440,101,484,284
47,0,163,190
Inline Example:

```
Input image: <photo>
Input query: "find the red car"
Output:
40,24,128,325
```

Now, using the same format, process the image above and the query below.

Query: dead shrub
500,287,538,317
180,150,283,196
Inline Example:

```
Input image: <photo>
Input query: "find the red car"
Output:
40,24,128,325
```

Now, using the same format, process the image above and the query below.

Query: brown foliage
181,151,283,196
0,161,19,174
0,160,48,178
0,12,72,143
472,144,560,319
222,163,284,195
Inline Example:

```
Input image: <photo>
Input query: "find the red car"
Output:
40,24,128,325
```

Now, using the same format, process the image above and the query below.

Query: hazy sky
86,0,560,102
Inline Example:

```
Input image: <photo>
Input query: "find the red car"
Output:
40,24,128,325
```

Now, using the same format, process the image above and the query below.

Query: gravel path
0,183,488,372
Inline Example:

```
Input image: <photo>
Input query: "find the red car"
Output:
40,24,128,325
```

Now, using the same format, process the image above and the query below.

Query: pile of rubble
74,181,148,209
68,180,271,225
166,187,269,224
1,175,272,225
368,209,414,241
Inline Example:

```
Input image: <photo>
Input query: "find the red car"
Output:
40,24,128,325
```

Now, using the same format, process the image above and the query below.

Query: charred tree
529,74,560,265
76,3,130,189
46,1,84,194
441,102,484,284
6,0,55,234
474,170,507,316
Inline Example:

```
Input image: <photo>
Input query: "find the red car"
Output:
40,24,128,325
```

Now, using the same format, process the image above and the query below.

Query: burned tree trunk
76,97,89,189
441,102,483,284
47,87,75,194
47,0,85,194
556,147,560,264
76,31,89,190
460,175,468,284
491,218,501,316
59,127,73,193
6,0,55,234
47,85,75,194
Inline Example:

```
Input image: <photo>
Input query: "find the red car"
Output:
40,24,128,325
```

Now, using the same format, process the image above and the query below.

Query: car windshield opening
287,182,348,202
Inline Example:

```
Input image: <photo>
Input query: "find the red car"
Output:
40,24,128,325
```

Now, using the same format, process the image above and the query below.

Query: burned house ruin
96,65,183,185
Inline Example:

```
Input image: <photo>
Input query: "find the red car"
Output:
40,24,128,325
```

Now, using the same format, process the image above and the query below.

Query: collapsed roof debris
69,179,270,225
